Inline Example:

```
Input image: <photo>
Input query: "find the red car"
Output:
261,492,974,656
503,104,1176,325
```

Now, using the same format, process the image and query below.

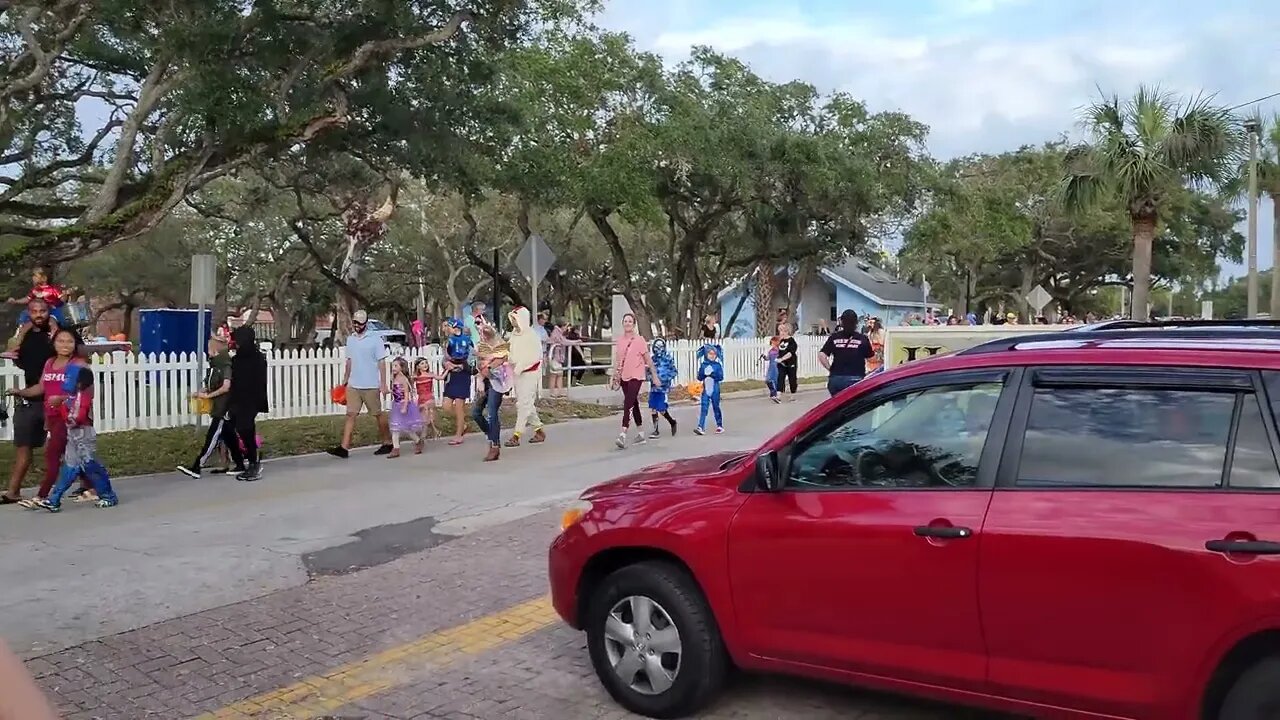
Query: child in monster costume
504,306,547,447
693,342,725,435
646,337,679,438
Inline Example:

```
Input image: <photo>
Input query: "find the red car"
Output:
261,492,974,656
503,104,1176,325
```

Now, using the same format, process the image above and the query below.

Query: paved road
0,392,819,659
5,390,1012,719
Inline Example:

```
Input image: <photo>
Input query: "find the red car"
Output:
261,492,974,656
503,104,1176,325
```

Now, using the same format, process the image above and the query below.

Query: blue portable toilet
139,308,213,357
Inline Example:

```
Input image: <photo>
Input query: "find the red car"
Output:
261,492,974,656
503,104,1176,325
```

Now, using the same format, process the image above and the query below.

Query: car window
368,320,388,331
789,382,1003,490
1017,387,1235,489
1229,394,1280,488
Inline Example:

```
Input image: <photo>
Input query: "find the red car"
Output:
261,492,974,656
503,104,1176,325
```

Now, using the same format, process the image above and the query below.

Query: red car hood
582,451,750,499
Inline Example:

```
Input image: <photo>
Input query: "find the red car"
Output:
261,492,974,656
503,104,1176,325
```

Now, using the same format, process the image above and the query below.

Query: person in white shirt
327,310,392,458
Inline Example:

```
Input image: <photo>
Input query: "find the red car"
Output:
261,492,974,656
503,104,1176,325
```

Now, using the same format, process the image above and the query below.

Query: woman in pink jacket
611,312,659,449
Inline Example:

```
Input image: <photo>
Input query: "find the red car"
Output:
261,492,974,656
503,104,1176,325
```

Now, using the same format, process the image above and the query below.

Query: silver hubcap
603,595,682,695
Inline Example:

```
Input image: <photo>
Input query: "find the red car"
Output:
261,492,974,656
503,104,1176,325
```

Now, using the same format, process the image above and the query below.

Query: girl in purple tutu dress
388,357,425,458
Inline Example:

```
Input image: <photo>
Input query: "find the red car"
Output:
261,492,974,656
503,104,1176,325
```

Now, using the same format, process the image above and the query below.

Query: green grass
1,398,616,484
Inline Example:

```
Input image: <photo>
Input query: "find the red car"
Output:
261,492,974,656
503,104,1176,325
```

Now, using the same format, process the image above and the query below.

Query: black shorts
12,401,45,448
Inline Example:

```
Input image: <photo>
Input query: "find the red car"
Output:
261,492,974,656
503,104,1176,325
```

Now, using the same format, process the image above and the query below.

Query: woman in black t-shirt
776,322,799,399
700,314,718,340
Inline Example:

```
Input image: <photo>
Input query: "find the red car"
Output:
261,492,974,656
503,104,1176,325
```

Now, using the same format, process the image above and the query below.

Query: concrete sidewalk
0,392,822,658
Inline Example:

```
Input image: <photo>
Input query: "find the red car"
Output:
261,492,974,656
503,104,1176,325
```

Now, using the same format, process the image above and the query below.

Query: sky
595,0,1280,280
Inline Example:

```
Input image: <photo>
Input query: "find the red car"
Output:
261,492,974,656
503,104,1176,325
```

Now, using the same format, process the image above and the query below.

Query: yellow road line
195,595,556,720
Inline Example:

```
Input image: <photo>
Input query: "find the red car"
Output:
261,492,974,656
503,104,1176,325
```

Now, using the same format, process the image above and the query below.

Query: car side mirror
754,451,782,492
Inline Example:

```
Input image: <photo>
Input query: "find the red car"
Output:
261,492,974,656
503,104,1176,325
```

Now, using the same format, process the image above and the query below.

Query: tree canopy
6,7,1261,338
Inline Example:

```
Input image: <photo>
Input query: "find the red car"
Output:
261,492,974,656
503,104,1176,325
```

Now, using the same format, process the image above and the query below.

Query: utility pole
1247,117,1261,317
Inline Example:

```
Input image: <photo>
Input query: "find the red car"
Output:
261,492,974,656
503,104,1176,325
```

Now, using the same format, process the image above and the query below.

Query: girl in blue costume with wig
646,337,679,438
441,317,474,446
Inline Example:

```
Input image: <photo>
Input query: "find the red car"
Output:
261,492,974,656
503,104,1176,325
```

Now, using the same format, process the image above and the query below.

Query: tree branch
328,10,473,80
83,54,181,223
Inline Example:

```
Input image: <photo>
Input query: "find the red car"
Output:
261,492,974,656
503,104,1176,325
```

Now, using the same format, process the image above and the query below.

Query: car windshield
791,383,1002,488
367,320,389,331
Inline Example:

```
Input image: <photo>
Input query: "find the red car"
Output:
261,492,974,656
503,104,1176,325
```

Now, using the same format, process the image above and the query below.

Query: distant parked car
314,320,407,350
366,319,407,349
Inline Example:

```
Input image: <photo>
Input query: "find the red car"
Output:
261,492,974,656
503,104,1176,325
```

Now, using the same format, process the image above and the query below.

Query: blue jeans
827,375,862,397
471,381,503,445
48,460,116,507
698,393,723,429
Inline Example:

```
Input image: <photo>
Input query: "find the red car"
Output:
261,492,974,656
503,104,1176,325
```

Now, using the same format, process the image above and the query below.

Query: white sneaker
634,431,647,445
615,432,627,449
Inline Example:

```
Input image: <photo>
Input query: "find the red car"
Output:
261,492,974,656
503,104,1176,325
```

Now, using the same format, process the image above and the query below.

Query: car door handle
1205,539,1280,555
914,525,973,539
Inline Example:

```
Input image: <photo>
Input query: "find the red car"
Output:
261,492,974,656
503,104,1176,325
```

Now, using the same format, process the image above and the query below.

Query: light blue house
717,259,941,337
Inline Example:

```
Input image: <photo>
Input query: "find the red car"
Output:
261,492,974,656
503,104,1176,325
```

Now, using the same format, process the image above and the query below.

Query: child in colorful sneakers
693,343,725,436
38,364,117,511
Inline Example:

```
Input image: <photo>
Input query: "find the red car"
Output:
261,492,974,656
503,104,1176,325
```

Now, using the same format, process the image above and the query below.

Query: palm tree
1063,87,1242,320
1254,115,1280,318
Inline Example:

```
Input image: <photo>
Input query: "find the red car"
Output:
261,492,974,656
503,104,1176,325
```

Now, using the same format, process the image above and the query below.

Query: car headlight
560,500,593,532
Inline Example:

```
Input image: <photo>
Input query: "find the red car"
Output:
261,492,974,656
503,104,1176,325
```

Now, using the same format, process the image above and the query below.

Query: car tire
585,561,728,719
1219,656,1280,720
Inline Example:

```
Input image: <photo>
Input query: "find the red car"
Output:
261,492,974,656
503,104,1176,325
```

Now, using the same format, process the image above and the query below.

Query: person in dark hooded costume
229,325,268,481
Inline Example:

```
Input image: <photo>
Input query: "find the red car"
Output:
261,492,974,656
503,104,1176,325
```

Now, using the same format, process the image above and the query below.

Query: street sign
515,234,556,325
190,255,218,305
1027,285,1052,313
514,234,555,286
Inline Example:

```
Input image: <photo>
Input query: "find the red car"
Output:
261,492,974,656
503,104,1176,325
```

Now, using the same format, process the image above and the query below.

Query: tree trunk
754,260,775,336
724,277,751,338
588,206,655,336
1018,261,1035,322
1271,192,1280,318
1130,216,1156,321
786,263,812,319
274,304,297,344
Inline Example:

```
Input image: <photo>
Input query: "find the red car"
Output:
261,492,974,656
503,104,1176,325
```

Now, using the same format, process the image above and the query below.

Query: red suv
549,325,1280,720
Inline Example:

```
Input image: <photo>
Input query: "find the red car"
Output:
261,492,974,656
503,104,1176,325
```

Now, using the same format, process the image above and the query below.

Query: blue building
717,259,942,337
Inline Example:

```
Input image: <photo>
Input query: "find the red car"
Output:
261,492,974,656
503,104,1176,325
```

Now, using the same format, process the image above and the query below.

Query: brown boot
504,434,521,448
530,428,547,444
484,444,500,462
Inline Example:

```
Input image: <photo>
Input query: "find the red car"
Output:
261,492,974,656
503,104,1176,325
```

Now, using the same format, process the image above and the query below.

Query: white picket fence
0,336,826,439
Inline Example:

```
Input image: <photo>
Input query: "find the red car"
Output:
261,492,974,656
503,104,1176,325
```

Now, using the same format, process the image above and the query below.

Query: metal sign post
515,234,556,313
515,234,556,394
190,255,218,428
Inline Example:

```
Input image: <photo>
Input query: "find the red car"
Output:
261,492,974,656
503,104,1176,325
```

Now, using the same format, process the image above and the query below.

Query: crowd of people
0,296,271,510
0,291,909,505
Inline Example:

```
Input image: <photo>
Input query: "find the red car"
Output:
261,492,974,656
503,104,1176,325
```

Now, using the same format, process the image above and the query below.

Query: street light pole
1247,118,1261,317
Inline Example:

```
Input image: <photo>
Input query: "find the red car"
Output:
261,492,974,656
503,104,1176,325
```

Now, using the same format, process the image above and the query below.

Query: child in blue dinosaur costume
694,342,725,435
646,338,679,438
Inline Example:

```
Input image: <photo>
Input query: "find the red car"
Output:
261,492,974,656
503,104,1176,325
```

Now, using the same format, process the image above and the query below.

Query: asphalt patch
302,515,457,578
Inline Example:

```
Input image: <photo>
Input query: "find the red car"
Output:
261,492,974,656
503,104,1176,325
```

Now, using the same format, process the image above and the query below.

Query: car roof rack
1075,319,1280,331
960,322,1280,356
